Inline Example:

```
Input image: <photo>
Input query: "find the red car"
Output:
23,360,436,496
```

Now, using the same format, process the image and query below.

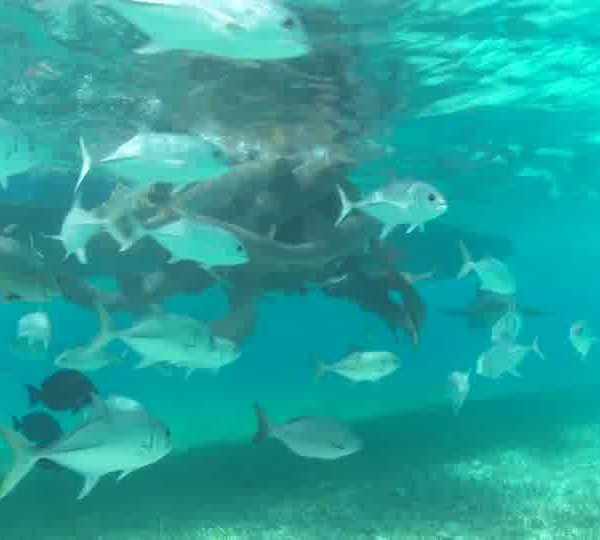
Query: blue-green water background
2,2,600,536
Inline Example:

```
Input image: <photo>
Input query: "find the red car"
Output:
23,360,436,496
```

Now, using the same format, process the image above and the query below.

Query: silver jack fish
0,395,171,500
335,180,448,239
458,241,516,296
97,0,311,59
314,350,399,382
253,404,362,460
76,133,231,191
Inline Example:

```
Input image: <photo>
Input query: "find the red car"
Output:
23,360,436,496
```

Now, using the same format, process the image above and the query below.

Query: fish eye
212,148,224,160
427,192,436,202
281,17,296,30
236,244,244,253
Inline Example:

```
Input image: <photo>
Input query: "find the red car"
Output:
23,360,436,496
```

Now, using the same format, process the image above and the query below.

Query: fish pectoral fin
77,474,101,500
117,469,134,482
0,175,8,189
508,367,522,378
379,224,395,240
75,248,87,265
406,223,422,234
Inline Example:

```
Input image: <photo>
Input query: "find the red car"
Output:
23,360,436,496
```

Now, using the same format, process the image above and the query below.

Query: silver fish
458,241,516,295
476,337,543,379
45,192,104,264
93,306,217,371
0,236,59,303
0,395,171,499
182,336,241,378
147,217,249,268
314,350,399,382
570,320,596,360
55,345,123,372
253,404,362,460
490,307,522,345
17,311,52,350
335,180,448,239
98,0,311,59
447,370,470,414
78,133,231,190
0,119,36,189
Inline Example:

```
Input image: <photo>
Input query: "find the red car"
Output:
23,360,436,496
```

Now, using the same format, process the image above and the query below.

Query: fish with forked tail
0,395,171,500
253,404,362,460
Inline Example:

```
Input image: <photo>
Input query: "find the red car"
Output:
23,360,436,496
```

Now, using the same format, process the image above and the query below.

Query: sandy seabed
1,384,600,539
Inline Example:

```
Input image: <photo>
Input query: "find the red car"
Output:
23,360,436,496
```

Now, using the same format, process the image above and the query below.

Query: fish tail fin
311,354,326,382
25,385,41,408
252,403,271,443
334,185,354,227
0,425,39,499
531,336,544,360
75,136,92,193
457,240,474,279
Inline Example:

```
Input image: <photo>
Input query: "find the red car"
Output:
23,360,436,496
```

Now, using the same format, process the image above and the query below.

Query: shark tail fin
457,240,474,279
0,425,39,499
334,185,354,227
75,137,92,193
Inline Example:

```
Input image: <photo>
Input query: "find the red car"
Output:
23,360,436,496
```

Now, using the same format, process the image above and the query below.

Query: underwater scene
1,0,600,538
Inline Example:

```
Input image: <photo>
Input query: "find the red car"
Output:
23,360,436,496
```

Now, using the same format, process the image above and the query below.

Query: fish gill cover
0,0,598,538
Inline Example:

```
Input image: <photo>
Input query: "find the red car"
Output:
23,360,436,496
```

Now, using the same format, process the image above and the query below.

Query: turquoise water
1,1,600,538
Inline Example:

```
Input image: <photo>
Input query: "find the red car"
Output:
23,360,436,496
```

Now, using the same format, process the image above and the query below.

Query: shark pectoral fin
0,425,38,500
77,474,101,500
117,469,134,482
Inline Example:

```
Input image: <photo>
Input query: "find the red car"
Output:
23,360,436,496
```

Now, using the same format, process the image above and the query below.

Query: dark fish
12,412,62,447
443,290,548,329
12,411,64,471
26,369,97,413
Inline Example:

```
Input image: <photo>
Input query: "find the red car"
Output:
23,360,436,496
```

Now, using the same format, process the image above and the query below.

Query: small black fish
26,369,97,413
12,411,62,447
12,411,64,471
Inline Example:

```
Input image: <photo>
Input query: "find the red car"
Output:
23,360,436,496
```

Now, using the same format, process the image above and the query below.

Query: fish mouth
437,201,449,212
